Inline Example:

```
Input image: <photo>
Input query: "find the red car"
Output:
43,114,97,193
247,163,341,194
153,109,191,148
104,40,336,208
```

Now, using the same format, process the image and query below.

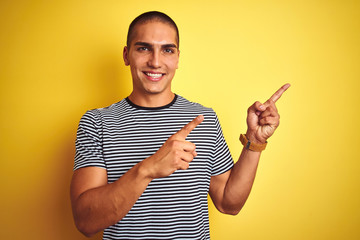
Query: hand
143,115,204,180
246,84,290,144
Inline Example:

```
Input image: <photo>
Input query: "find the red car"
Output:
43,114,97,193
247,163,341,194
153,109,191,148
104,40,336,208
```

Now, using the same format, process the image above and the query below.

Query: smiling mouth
143,72,165,81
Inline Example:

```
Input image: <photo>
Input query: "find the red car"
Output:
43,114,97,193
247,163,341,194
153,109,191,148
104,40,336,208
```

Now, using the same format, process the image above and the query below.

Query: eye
137,47,149,51
163,48,175,54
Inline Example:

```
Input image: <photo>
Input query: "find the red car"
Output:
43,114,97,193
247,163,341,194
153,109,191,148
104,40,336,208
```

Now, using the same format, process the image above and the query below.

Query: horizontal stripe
74,95,233,240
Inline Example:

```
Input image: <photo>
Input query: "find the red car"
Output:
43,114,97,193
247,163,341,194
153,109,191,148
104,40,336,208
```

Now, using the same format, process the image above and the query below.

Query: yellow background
1,0,359,239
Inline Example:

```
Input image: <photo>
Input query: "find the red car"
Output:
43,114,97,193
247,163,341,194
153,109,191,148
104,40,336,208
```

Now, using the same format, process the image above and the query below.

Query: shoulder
81,99,128,118
175,95,217,116
174,96,225,132
78,99,128,127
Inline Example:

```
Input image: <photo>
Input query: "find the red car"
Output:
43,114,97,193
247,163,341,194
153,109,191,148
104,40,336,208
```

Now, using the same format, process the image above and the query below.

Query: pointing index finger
268,83,291,103
176,115,204,139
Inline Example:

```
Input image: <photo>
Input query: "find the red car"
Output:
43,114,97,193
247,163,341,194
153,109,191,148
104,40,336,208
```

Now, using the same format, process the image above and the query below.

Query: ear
176,49,180,69
123,46,130,66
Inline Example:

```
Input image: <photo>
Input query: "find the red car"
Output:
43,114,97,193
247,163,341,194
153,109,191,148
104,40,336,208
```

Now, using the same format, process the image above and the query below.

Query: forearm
212,84,289,215
222,147,261,214
72,161,152,237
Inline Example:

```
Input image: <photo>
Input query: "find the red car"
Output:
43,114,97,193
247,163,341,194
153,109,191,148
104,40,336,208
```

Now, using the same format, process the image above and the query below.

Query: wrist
137,158,154,181
245,130,266,144
240,133,267,152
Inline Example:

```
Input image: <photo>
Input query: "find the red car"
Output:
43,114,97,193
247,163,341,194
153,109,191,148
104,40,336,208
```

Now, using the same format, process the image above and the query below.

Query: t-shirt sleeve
74,110,106,171
211,113,234,176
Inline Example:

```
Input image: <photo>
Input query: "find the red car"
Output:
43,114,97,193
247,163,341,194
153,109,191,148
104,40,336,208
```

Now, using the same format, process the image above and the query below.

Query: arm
70,163,151,237
70,115,204,237
209,84,290,215
209,147,261,215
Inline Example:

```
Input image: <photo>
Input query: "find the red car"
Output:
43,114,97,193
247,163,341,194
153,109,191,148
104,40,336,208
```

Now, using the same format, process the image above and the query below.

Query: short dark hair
127,11,179,49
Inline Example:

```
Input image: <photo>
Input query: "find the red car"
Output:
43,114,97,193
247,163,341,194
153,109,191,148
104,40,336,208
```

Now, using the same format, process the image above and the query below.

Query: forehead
130,21,178,46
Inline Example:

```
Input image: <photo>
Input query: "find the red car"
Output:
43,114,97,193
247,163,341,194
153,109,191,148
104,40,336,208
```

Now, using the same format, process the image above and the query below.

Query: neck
128,91,175,108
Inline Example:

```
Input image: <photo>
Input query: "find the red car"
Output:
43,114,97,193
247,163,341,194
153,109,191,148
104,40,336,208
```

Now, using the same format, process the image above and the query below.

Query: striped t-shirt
74,95,234,240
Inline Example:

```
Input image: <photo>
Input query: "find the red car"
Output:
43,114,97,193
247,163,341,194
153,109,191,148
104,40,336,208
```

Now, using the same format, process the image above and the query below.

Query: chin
145,89,165,95
144,85,170,95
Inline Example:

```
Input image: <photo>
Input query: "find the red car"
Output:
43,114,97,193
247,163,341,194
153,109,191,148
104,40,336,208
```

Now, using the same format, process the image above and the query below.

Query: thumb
248,101,265,116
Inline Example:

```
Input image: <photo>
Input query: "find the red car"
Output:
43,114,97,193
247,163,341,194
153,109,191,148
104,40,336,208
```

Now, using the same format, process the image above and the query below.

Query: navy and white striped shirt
74,95,234,239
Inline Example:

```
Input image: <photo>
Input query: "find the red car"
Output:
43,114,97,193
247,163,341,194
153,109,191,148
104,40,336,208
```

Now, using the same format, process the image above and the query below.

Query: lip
143,71,165,82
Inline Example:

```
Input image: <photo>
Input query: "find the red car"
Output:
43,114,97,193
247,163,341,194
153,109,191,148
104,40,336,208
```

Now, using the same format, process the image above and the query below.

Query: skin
70,20,290,237
209,83,290,214
123,21,180,107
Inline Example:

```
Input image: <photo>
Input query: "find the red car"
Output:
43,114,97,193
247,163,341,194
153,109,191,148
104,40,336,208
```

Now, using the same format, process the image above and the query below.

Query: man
71,11,290,239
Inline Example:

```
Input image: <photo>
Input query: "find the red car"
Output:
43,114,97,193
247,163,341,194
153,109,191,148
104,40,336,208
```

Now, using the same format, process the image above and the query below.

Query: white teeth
146,72,162,78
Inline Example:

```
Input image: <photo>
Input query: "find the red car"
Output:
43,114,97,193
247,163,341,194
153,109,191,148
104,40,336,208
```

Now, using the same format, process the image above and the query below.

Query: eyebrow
162,44,177,49
134,42,178,49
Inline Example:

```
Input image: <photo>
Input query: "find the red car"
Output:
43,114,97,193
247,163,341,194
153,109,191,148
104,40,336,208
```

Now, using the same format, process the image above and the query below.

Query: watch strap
239,134,267,152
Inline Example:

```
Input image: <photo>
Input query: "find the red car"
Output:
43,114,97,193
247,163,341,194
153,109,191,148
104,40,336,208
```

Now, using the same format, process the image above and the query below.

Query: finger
259,116,279,126
176,115,204,139
267,83,291,103
180,151,196,163
248,101,265,115
182,141,196,152
177,161,190,170
260,106,279,118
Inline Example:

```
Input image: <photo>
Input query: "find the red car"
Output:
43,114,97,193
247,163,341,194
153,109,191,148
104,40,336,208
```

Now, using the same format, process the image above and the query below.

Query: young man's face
123,21,179,97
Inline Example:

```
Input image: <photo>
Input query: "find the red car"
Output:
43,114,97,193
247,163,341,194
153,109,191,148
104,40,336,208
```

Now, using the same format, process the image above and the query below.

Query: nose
148,50,161,68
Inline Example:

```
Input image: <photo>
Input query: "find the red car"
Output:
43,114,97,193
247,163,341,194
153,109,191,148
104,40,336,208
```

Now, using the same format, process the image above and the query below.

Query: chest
100,113,217,184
